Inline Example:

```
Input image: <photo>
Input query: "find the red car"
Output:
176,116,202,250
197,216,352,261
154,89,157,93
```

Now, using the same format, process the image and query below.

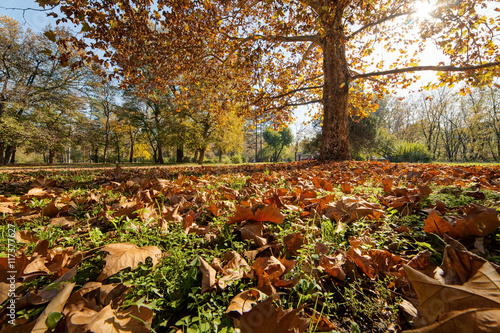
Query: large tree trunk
176,146,184,163
4,145,15,164
157,143,164,164
0,143,4,165
319,22,351,161
198,147,206,165
9,147,16,164
48,149,55,164
103,136,108,163
129,130,134,163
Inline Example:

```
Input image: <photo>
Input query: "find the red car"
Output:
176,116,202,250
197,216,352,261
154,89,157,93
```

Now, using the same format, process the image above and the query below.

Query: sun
413,0,436,20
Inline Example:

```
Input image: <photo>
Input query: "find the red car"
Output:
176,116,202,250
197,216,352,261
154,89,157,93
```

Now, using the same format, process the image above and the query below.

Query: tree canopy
263,126,294,162
37,0,500,161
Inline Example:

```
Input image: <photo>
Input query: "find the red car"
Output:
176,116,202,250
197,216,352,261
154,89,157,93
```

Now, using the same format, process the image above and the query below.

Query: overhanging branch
264,99,322,112
272,85,323,100
228,33,320,44
350,62,500,80
347,11,412,40
252,84,323,105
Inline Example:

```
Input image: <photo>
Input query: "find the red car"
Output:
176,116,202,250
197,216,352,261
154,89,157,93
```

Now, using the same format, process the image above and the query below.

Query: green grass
1,161,499,332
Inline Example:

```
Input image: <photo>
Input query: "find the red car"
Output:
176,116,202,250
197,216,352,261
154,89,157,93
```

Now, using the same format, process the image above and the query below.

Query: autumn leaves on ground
1,161,500,333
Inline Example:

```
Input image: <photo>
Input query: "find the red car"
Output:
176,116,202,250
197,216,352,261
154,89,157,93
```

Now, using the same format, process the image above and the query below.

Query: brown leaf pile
1,161,499,332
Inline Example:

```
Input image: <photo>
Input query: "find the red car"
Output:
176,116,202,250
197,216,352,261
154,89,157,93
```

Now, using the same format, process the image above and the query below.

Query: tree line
300,85,500,163
0,16,249,165
1,16,302,165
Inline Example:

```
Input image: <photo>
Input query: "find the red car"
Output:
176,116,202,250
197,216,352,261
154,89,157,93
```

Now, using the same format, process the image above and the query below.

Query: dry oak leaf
239,296,310,333
240,221,267,247
323,196,385,223
283,232,305,255
50,216,77,228
199,256,217,293
435,237,500,285
97,243,162,281
253,256,286,287
407,251,438,279
320,250,347,281
15,230,40,243
382,177,395,193
41,199,60,218
403,262,500,332
457,204,500,237
0,202,14,213
312,177,334,191
424,206,500,238
225,289,261,319
66,304,153,333
219,251,251,286
16,267,77,308
423,210,460,238
404,309,500,333
32,176,57,188
63,282,129,316
163,205,183,224
228,204,285,224
347,247,376,279
31,282,75,333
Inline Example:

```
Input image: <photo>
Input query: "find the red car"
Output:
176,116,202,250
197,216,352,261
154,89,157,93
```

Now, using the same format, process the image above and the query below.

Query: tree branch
229,33,320,44
264,99,322,112
252,84,323,106
350,62,500,80
271,85,323,100
347,11,412,40
297,41,320,69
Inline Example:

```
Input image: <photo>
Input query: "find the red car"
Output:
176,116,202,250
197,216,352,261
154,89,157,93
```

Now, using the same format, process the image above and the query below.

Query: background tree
263,127,294,162
86,80,120,163
0,16,86,164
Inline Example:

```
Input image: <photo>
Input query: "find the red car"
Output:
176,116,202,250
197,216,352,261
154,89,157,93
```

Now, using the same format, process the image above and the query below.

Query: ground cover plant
1,161,499,332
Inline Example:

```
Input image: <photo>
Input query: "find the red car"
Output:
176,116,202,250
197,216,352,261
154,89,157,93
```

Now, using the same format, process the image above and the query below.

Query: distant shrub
352,151,367,161
222,156,231,164
230,155,242,164
390,142,432,163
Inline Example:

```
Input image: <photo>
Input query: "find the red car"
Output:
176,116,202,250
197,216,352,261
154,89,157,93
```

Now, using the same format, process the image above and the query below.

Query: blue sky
0,0,62,31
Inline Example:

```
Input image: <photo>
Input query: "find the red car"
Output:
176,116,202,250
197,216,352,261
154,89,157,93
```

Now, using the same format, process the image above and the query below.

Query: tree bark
129,130,134,163
4,145,14,164
103,132,109,163
9,147,16,164
48,149,55,164
157,143,164,164
0,143,4,165
176,146,184,163
319,16,351,161
0,100,4,165
198,147,206,165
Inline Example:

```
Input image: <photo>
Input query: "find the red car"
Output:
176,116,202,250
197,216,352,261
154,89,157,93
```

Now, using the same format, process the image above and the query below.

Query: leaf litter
0,161,499,332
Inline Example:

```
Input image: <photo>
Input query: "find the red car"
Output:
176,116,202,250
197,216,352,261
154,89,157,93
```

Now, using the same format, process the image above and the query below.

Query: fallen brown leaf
238,296,309,333
97,243,162,281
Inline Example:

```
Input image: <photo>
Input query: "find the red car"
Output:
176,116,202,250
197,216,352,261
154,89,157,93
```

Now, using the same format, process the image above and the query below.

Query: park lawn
1,160,499,332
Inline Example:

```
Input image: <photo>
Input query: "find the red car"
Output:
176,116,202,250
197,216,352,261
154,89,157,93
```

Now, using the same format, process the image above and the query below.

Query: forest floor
1,161,499,333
